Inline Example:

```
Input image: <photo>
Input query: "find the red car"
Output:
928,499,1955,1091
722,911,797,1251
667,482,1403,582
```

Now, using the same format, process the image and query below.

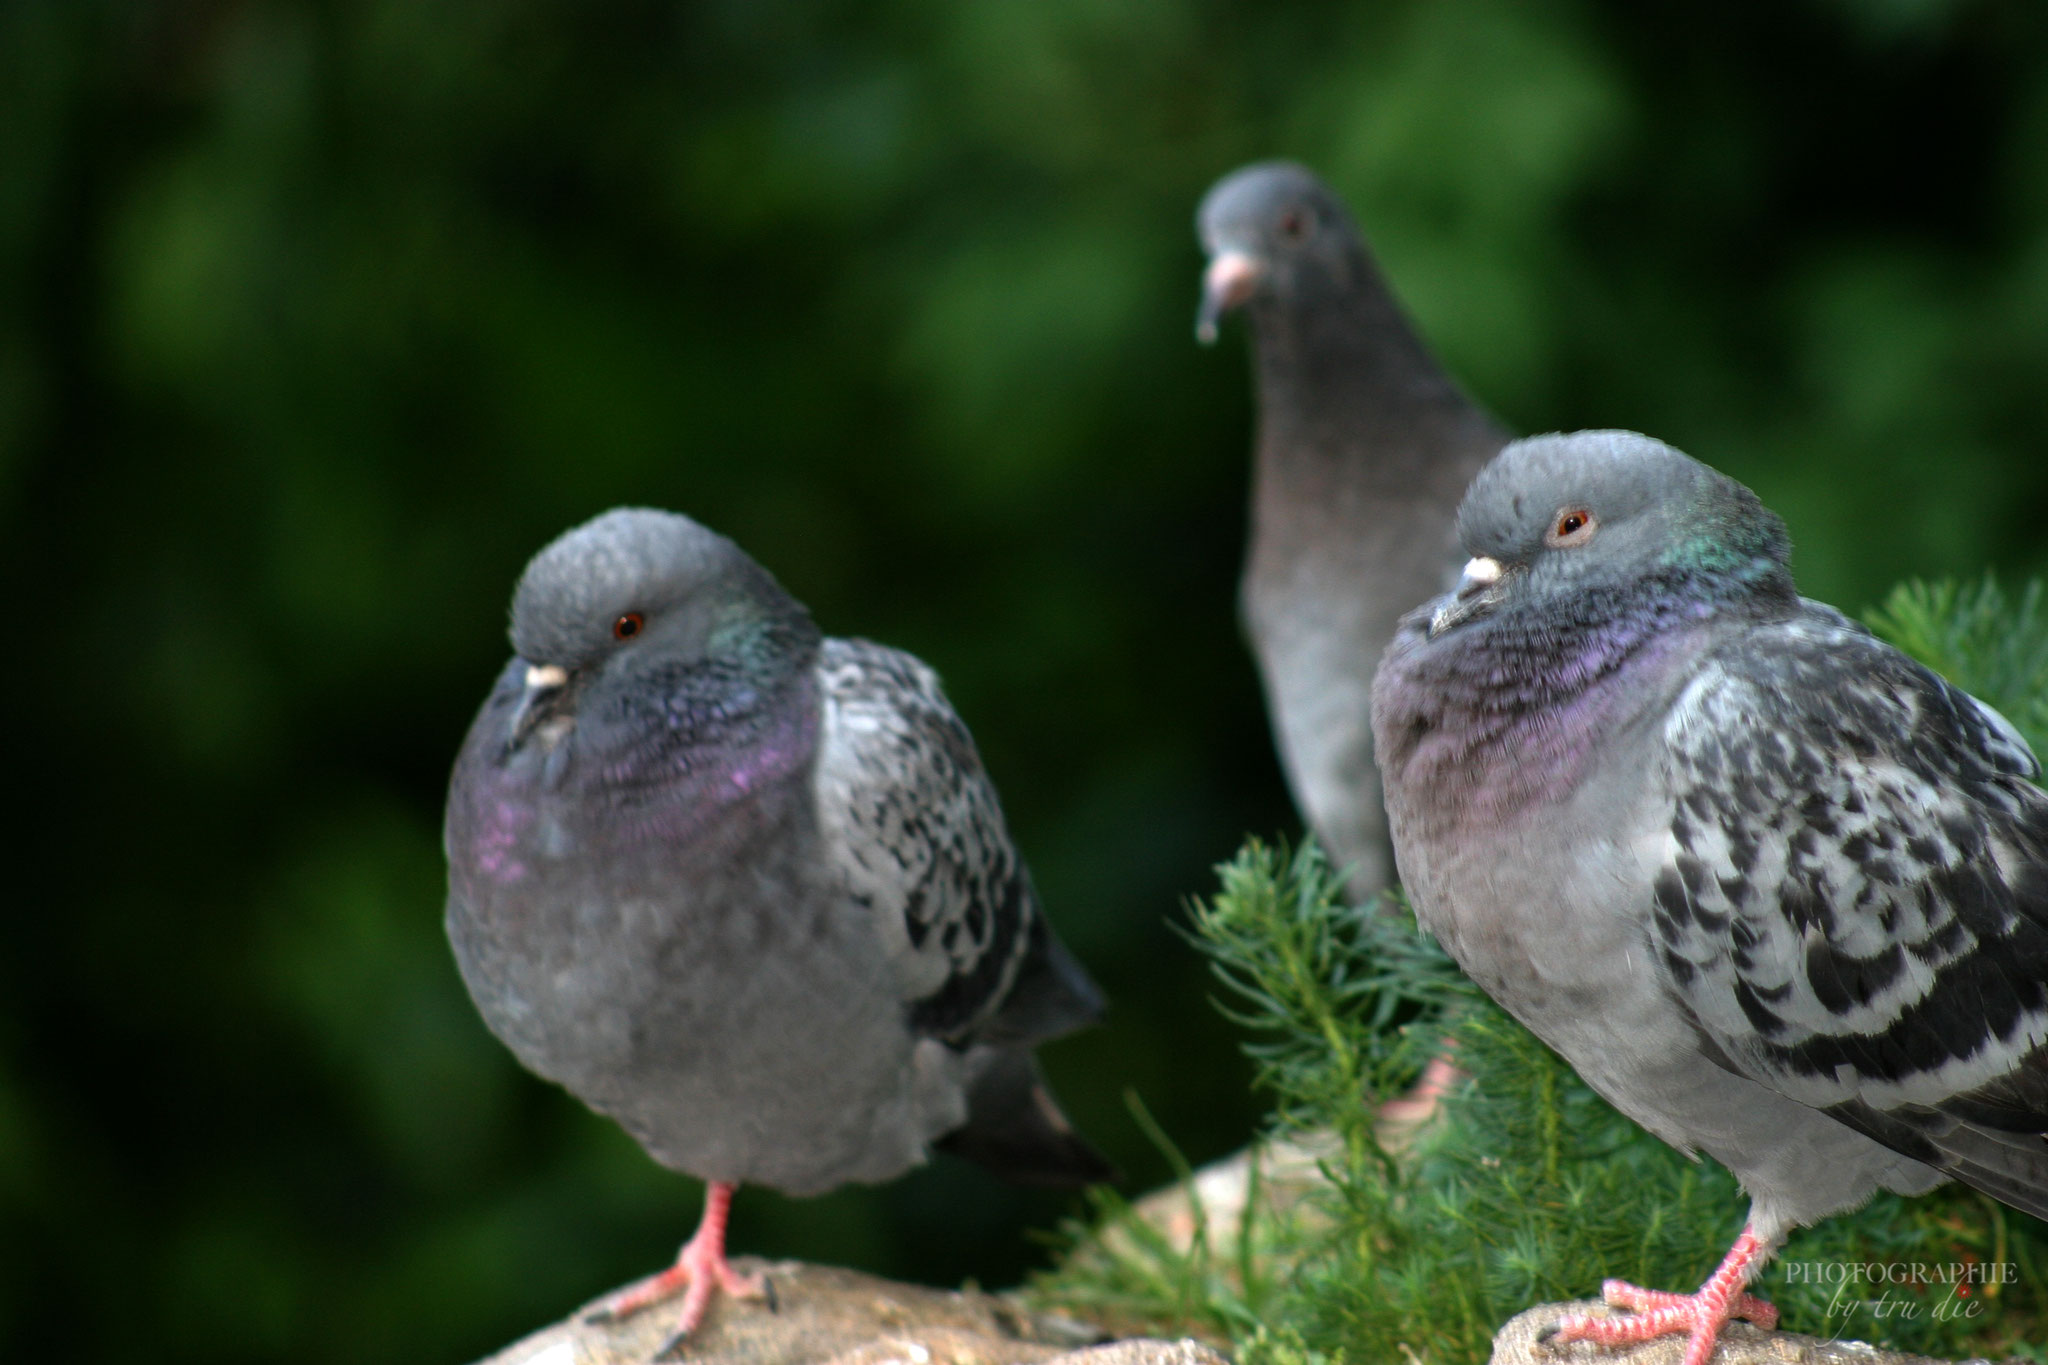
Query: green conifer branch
1868,575,2048,759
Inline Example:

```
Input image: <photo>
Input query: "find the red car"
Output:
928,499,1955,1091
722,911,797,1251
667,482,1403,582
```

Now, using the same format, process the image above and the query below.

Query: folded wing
1655,604,2048,1217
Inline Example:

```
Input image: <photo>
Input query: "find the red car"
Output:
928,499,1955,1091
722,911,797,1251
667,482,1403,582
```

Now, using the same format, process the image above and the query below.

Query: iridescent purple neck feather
1379,577,1738,831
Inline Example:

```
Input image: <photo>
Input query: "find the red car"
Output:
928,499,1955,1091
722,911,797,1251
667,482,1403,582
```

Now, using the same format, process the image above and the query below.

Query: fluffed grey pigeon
1197,161,1509,901
1372,430,2048,1365
445,508,1110,1350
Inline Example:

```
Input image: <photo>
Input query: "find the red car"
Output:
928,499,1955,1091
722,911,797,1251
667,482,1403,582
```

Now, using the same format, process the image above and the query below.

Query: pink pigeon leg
584,1182,768,1342
1550,1226,1775,1365
1376,1052,1465,1125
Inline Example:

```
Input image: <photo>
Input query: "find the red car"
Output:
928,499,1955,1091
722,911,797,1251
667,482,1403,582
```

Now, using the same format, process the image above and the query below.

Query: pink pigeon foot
1548,1226,1775,1365
584,1182,771,1352
1596,1278,1777,1329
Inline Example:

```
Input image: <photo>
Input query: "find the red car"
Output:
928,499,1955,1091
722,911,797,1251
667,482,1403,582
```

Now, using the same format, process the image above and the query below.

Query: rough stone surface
471,1167,2018,1365
1049,1341,1230,1365
1108,1110,1446,1261
471,1258,1223,1365
468,1248,2019,1365
1115,1131,1336,1255
1490,1302,2007,1365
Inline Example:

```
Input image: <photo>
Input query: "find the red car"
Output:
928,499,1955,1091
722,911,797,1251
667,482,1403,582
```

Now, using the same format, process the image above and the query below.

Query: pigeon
1197,160,1509,900
444,508,1111,1351
1371,429,2048,1365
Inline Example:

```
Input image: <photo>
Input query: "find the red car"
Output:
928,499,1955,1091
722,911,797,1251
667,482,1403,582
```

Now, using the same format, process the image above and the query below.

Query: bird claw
1544,1227,1776,1365
583,1184,770,1352
1551,1280,1777,1365
584,1263,693,1327
1599,1278,1777,1329
590,1259,767,1359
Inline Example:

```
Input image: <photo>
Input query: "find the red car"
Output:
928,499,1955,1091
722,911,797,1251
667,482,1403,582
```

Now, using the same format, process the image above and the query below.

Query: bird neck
1441,586,1707,714
1248,268,1493,485
1382,582,1733,830
603,615,822,787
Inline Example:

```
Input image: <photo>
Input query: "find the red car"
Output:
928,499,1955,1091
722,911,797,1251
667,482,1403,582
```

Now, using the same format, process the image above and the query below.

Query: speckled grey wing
1654,604,2048,1217
814,637,1102,1046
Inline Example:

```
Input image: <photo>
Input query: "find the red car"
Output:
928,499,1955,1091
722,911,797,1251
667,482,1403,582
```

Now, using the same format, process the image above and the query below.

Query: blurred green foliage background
7,1,2048,1361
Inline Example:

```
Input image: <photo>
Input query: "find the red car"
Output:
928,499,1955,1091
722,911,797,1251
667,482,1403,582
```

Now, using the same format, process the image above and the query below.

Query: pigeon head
1195,161,1364,343
504,508,820,744
1429,430,1793,637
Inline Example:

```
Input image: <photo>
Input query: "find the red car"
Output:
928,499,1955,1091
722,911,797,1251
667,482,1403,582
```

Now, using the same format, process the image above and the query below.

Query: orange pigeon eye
613,612,645,640
1547,509,1597,547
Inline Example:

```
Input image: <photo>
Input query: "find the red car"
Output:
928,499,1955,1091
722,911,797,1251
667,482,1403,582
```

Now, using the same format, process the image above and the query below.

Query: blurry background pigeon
444,509,1110,1349
1373,430,2048,1365
1196,161,1508,900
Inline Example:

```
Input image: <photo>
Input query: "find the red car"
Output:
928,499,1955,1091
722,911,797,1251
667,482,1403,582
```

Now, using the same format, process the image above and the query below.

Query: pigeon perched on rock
1372,430,2048,1365
445,508,1110,1350
1197,160,1509,900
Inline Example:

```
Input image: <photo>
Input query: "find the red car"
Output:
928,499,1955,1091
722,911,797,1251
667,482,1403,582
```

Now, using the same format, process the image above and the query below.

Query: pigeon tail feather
969,914,1105,1048
934,1045,1115,1189
1928,1121,2048,1222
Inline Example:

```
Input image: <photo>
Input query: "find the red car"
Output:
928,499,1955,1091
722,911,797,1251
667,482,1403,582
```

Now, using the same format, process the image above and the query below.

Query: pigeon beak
1196,251,1264,344
1428,556,1513,638
509,662,570,746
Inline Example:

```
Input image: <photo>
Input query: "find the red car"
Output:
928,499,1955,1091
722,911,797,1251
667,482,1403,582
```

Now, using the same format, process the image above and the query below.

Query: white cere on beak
1458,556,1503,590
525,664,569,691
1427,555,1511,638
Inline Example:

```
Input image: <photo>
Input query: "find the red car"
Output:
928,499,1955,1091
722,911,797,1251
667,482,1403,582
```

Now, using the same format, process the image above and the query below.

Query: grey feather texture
1197,161,1508,899
1372,429,2048,1264
445,508,1108,1201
